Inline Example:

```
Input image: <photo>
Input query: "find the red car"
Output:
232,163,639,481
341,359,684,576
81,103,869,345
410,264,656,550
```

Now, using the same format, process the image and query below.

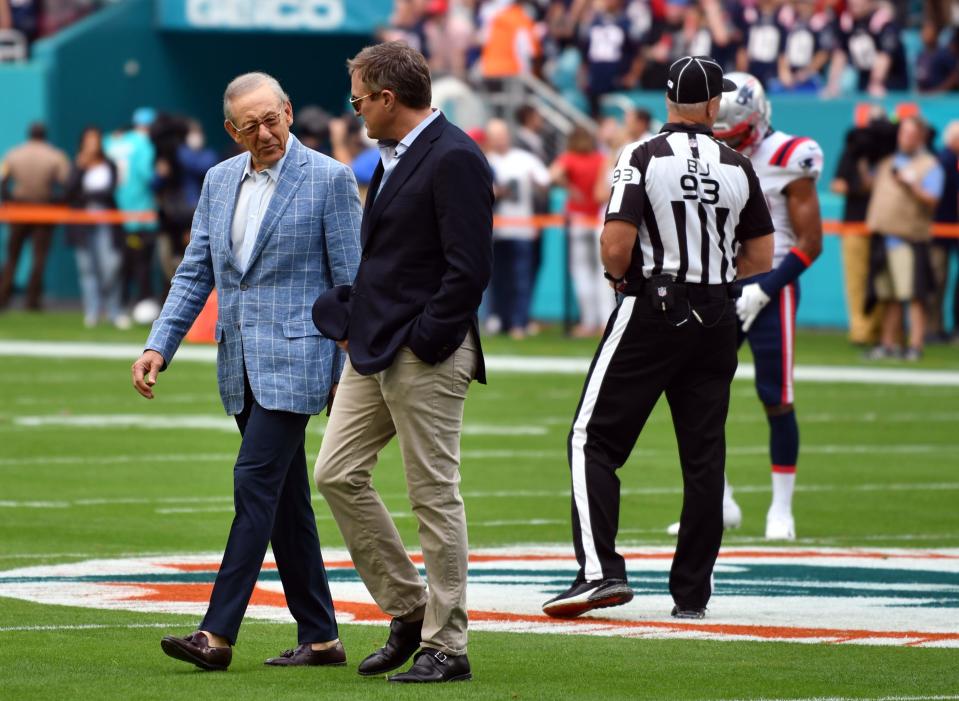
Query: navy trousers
200,376,338,645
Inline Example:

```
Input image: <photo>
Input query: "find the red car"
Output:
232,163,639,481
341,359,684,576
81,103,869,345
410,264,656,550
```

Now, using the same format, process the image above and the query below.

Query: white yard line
14,415,239,431
8,417,959,459
3,340,959,385
472,519,566,527
10,415,548,436
2,481,958,510
3,445,957,470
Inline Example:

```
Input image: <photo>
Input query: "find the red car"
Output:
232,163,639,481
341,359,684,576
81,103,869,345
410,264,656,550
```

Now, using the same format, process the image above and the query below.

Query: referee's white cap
666,56,737,104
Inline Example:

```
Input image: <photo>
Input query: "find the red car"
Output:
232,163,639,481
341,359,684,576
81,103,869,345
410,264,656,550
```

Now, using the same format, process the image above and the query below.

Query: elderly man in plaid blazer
131,72,361,671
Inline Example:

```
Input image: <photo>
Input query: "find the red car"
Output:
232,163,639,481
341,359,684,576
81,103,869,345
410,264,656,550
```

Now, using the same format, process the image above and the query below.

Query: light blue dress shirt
375,109,442,197
231,142,291,271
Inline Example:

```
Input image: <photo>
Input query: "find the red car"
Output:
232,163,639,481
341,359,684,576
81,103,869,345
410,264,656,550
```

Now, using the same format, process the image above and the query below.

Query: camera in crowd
840,116,899,166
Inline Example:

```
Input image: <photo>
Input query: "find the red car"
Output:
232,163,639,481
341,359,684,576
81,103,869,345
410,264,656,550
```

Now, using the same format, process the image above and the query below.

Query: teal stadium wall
0,0,377,301
1,0,957,328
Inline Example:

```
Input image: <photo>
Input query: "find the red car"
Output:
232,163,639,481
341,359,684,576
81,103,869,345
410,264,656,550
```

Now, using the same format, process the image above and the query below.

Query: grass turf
1,311,958,698
1,598,957,700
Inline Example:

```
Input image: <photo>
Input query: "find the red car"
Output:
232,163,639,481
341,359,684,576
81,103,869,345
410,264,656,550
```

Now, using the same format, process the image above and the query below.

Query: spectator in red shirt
550,126,613,337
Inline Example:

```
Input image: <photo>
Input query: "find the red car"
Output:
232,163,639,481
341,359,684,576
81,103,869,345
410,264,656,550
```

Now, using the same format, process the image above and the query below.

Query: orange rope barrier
2,204,959,237
0,203,157,225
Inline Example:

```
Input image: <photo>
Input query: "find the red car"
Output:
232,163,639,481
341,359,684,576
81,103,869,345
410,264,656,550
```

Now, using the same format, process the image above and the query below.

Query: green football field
1,312,958,700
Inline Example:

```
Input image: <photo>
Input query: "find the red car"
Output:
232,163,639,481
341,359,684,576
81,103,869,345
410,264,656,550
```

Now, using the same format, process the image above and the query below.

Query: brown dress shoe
265,641,346,666
160,632,232,671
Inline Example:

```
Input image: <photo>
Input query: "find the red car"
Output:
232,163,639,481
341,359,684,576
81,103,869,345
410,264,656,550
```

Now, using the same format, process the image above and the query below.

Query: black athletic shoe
542,578,634,618
670,605,706,619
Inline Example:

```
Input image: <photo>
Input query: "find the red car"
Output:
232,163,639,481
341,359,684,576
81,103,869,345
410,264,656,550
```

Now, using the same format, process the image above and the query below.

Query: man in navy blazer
313,42,493,683
131,73,361,671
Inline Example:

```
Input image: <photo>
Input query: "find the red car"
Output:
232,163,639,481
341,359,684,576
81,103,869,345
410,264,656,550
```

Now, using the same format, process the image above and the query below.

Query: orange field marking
113,582,959,646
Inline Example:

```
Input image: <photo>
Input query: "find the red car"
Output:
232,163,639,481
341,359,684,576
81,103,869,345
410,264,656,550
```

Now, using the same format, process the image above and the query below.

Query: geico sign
185,0,346,30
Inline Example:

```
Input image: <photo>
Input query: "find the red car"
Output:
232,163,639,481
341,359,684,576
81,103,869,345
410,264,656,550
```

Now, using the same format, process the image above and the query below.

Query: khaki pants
874,242,916,302
314,333,478,656
841,234,882,344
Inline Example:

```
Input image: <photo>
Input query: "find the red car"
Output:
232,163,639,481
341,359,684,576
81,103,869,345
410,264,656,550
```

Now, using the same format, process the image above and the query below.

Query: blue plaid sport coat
145,135,362,415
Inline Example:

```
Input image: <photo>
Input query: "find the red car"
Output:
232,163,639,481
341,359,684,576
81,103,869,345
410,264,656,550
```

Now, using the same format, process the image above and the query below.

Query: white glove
736,282,770,332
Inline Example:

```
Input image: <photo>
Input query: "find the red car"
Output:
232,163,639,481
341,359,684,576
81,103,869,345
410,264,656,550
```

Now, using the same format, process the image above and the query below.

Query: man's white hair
223,72,289,122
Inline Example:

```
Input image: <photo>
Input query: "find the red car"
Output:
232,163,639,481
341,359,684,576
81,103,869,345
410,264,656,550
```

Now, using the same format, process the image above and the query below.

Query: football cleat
670,605,706,619
666,497,742,535
542,578,634,619
765,511,796,541
723,496,743,530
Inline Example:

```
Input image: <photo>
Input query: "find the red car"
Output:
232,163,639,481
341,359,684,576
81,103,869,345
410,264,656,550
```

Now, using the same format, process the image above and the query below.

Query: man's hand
736,283,771,332
326,383,338,417
132,350,165,399
336,339,349,352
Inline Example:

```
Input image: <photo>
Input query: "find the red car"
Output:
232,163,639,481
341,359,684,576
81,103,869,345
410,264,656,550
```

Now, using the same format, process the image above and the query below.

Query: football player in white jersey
667,72,824,540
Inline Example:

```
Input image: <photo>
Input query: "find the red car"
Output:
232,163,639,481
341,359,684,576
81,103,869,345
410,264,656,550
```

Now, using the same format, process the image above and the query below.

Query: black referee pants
567,289,738,609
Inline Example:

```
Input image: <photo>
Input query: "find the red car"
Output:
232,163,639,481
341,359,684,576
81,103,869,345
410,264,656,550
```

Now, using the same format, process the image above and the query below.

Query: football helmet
713,72,771,157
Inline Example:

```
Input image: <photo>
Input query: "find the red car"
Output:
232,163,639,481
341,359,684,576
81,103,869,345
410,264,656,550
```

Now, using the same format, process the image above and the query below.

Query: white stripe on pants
569,296,636,581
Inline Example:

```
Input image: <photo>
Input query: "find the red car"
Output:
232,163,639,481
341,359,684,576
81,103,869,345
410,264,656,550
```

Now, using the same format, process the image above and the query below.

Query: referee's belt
625,278,742,302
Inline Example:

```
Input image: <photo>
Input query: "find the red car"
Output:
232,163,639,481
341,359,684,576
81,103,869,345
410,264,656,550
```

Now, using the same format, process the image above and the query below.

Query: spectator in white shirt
485,118,551,340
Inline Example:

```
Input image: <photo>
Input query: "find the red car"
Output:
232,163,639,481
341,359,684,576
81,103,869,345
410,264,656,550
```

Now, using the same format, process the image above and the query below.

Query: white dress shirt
231,144,290,271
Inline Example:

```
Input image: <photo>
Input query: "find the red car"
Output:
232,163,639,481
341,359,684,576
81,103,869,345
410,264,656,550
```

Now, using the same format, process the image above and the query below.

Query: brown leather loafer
160,632,231,671
265,641,347,666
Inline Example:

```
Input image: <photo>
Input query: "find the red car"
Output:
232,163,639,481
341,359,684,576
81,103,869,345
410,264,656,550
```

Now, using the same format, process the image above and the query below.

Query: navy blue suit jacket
341,113,493,382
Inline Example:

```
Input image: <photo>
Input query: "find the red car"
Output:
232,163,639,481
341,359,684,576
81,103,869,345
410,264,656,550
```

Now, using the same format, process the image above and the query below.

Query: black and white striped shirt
605,122,773,286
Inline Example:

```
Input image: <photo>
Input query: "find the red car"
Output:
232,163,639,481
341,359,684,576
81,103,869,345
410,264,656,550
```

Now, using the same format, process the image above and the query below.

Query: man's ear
223,121,240,144
706,97,720,122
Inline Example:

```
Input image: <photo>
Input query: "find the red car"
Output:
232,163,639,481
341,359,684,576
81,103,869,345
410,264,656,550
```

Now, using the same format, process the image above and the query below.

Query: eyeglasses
349,91,381,113
230,110,285,137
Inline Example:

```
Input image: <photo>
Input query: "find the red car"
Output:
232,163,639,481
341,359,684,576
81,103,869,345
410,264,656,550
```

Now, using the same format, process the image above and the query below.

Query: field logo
1,547,957,647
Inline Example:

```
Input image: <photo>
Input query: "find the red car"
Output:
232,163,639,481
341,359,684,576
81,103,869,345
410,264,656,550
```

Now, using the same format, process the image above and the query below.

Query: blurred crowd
0,0,110,60
382,0,959,113
2,94,958,349
467,108,654,338
2,0,959,348
0,97,649,338
0,109,220,328
832,110,959,357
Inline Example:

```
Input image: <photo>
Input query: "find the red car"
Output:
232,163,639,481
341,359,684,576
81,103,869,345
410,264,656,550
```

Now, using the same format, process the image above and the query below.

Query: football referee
543,56,774,621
